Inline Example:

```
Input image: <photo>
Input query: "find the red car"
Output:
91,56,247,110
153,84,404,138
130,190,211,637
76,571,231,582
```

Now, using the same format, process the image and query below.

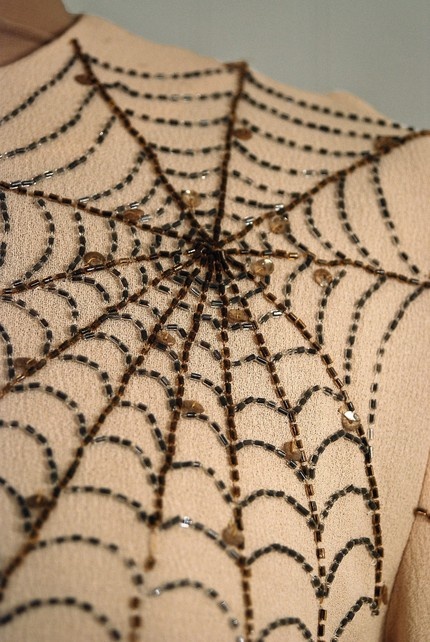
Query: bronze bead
129,614,142,628
74,74,93,85
233,128,253,140
143,555,156,571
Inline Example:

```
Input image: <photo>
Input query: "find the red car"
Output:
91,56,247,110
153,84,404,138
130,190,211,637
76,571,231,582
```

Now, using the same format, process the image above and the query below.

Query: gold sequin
251,257,274,276
222,521,244,547
233,127,253,140
83,251,105,266
26,493,51,509
156,330,176,347
269,217,288,234
373,136,398,153
313,268,333,287
182,190,201,210
182,399,204,414
381,583,389,605
74,73,93,85
340,407,361,431
14,357,35,371
283,440,302,462
227,308,248,323
123,208,144,224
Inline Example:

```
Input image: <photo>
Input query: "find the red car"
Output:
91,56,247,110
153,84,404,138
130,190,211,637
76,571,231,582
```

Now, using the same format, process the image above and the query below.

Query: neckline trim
0,13,86,73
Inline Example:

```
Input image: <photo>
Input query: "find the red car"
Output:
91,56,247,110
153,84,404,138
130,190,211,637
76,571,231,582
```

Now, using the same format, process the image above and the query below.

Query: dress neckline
0,13,85,72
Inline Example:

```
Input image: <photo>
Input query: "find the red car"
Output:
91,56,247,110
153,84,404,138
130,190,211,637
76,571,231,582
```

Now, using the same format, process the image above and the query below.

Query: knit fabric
0,14,429,642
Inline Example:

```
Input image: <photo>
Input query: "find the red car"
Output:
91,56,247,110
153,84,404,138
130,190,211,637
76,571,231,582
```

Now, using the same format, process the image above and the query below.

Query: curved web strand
0,35,428,642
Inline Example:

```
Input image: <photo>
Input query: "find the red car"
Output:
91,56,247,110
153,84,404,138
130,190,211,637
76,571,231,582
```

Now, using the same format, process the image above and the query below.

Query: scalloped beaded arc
0,15,429,642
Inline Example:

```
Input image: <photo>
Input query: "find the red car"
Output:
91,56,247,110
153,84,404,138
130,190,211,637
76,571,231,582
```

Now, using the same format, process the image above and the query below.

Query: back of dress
0,14,429,642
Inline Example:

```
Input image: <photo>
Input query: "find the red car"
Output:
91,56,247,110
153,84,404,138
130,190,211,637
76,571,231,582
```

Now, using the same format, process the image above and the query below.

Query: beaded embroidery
0,25,429,642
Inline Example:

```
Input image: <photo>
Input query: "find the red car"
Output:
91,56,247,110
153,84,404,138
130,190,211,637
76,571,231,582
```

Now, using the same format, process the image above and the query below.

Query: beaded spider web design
0,34,429,642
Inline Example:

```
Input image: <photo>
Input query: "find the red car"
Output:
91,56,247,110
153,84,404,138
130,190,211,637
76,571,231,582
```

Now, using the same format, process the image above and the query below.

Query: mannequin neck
0,0,77,66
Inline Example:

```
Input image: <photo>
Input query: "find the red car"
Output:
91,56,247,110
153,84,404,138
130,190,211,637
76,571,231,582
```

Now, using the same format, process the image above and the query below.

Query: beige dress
0,13,429,642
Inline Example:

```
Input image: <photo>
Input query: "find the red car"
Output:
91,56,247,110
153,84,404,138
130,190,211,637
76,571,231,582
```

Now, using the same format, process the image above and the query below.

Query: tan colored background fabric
0,14,429,642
